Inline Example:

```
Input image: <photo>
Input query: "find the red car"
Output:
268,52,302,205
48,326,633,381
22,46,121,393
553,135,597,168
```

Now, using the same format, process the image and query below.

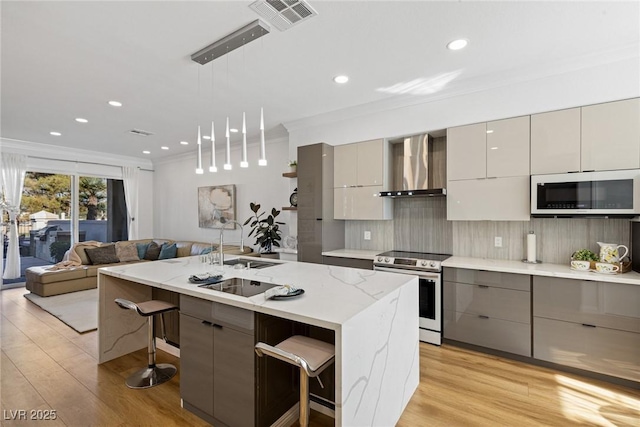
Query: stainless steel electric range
374,250,451,345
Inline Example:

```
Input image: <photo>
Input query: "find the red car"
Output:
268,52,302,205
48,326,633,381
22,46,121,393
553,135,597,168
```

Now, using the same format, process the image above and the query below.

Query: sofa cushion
74,242,98,265
116,241,140,262
136,242,150,259
85,245,119,265
144,242,161,261
190,242,217,256
159,242,177,259
26,266,87,284
174,241,193,258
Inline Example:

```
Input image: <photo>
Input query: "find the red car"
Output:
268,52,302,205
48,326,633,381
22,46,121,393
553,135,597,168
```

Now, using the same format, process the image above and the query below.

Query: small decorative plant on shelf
572,249,598,261
288,160,297,173
244,202,285,256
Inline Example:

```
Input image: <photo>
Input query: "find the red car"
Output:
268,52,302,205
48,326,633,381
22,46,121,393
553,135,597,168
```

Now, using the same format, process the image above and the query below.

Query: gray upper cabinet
447,123,487,180
531,107,582,174
531,98,640,174
581,98,640,172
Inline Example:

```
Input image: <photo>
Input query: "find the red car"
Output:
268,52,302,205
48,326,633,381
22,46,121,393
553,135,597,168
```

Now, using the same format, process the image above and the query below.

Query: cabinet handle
567,171,580,173
202,321,212,326
478,285,489,289
486,177,497,179
212,323,223,329
478,315,489,319
581,323,596,328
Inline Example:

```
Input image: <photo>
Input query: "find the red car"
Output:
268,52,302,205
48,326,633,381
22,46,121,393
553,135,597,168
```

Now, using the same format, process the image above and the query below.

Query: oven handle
374,266,441,279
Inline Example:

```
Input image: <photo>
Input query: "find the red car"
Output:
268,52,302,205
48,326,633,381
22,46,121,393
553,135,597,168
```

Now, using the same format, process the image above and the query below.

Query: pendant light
209,121,217,172
195,125,203,174
241,112,248,168
224,117,232,170
259,108,267,166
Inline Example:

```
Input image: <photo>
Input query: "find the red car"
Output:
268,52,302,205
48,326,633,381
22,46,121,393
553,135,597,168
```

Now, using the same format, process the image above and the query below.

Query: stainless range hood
379,133,447,198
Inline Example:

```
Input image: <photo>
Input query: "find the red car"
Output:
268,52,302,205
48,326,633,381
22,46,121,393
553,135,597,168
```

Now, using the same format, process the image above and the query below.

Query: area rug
24,289,97,333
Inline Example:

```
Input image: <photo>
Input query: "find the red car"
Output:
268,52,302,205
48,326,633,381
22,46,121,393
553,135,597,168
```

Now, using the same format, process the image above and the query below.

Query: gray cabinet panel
533,276,640,333
214,326,255,427
322,256,373,270
444,268,530,291
444,310,531,356
443,281,530,324
534,317,640,382
180,314,214,415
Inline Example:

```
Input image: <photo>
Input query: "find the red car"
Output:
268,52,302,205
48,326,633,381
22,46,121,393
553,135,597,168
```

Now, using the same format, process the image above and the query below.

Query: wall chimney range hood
379,133,447,198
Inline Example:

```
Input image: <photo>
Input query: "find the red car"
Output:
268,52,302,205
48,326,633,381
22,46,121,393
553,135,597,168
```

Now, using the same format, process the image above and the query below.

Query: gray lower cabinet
443,268,531,356
533,276,640,382
180,295,255,427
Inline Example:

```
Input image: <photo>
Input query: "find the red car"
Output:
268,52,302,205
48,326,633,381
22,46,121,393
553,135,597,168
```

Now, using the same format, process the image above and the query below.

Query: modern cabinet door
333,143,358,188
334,186,391,220
534,317,640,382
180,313,214,416
447,123,487,180
581,98,640,171
447,176,530,221
356,139,384,186
486,116,530,178
213,325,255,427
530,108,581,174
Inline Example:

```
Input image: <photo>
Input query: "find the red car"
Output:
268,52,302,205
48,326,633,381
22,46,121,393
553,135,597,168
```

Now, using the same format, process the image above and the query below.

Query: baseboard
270,403,299,427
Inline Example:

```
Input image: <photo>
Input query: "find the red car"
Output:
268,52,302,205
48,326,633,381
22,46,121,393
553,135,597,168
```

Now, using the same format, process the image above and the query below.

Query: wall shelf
282,207,297,211
282,171,297,178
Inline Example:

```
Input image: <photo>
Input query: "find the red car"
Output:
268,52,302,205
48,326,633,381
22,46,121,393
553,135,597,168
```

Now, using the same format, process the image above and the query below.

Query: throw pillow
85,245,120,265
136,242,150,259
158,242,177,260
200,247,215,255
116,241,140,262
144,242,161,261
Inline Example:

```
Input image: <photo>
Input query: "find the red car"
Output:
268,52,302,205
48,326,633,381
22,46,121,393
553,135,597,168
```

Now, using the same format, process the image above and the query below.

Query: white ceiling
2,1,639,161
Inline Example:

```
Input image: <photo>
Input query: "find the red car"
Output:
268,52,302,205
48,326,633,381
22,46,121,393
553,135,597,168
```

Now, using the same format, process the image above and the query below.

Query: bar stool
114,298,179,389
255,335,335,427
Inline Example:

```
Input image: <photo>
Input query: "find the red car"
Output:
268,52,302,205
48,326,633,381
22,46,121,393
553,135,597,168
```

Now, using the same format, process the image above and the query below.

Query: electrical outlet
364,231,371,241
494,236,502,247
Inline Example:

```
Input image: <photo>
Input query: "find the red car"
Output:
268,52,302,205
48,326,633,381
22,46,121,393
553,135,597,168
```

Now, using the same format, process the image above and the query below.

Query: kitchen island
97,256,419,427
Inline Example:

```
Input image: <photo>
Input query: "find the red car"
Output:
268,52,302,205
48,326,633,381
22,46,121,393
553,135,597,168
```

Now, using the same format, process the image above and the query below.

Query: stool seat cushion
276,335,335,373
135,300,179,316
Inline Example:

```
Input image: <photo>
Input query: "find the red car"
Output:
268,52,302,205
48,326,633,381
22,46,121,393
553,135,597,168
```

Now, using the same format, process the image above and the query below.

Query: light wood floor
1,286,638,427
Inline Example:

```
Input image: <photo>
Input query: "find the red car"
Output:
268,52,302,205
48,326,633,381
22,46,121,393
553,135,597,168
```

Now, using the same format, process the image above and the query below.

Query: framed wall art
198,184,236,229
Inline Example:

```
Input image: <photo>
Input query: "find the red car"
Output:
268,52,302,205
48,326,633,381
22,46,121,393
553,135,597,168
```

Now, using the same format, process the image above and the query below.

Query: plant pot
288,166,297,173
260,252,279,259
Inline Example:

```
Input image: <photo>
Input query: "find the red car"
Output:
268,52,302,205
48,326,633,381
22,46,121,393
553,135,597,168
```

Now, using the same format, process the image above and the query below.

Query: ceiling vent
128,129,153,137
249,0,318,31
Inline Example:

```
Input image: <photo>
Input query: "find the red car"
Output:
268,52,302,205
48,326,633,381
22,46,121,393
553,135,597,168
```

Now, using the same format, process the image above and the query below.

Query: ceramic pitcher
597,242,629,264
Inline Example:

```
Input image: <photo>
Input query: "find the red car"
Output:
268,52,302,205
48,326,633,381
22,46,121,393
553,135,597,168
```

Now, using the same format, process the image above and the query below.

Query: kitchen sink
222,259,279,269
198,277,278,297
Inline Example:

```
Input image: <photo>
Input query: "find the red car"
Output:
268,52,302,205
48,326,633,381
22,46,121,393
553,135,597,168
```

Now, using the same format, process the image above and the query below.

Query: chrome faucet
219,220,244,267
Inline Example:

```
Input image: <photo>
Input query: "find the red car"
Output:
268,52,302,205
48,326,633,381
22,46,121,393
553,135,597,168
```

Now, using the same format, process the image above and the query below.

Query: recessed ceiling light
75,118,88,123
50,131,62,136
108,100,122,107
447,39,468,50
333,75,349,84
142,150,151,154
203,135,211,140
230,128,239,133
180,141,189,145
161,146,169,150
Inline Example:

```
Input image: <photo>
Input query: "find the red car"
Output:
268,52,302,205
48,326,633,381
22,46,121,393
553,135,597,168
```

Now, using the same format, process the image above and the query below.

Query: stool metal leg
299,369,310,427
125,314,177,389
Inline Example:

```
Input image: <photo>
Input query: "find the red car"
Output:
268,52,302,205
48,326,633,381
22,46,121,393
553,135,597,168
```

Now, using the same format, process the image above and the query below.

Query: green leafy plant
288,160,297,167
244,203,285,254
49,241,71,262
572,249,598,261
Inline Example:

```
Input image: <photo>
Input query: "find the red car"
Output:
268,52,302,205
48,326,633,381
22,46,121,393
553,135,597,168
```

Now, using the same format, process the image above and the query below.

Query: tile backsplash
345,198,631,264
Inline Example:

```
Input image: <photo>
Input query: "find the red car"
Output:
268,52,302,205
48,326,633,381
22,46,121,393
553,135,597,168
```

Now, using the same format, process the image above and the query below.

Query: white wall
287,57,640,147
152,138,293,252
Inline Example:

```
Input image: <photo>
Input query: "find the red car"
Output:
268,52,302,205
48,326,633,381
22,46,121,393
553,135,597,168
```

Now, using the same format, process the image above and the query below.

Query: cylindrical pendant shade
224,117,232,170
259,107,267,166
209,120,217,172
196,125,204,174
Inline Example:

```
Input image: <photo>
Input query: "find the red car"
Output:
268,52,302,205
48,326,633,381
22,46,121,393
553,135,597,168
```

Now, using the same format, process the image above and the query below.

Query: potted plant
244,202,285,258
288,160,297,173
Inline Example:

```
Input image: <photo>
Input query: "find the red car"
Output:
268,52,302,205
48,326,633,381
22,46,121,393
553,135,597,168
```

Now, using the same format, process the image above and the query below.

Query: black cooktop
377,250,451,262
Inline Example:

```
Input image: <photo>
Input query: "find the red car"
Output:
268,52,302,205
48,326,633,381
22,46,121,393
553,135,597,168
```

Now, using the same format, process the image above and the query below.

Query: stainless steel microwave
531,169,640,218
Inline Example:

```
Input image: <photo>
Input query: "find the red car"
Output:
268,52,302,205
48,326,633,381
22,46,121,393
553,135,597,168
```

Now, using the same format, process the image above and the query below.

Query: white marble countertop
99,255,416,330
321,249,382,260
442,256,640,286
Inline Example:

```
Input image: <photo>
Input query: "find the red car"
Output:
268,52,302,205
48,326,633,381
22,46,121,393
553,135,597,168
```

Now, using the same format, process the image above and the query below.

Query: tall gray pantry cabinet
297,143,345,263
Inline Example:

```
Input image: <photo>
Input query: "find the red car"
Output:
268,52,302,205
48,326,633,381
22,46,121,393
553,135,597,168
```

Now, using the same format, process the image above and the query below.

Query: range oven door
374,266,442,345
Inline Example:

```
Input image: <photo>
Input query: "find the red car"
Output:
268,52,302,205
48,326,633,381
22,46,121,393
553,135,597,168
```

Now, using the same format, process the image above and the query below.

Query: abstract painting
198,185,236,229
